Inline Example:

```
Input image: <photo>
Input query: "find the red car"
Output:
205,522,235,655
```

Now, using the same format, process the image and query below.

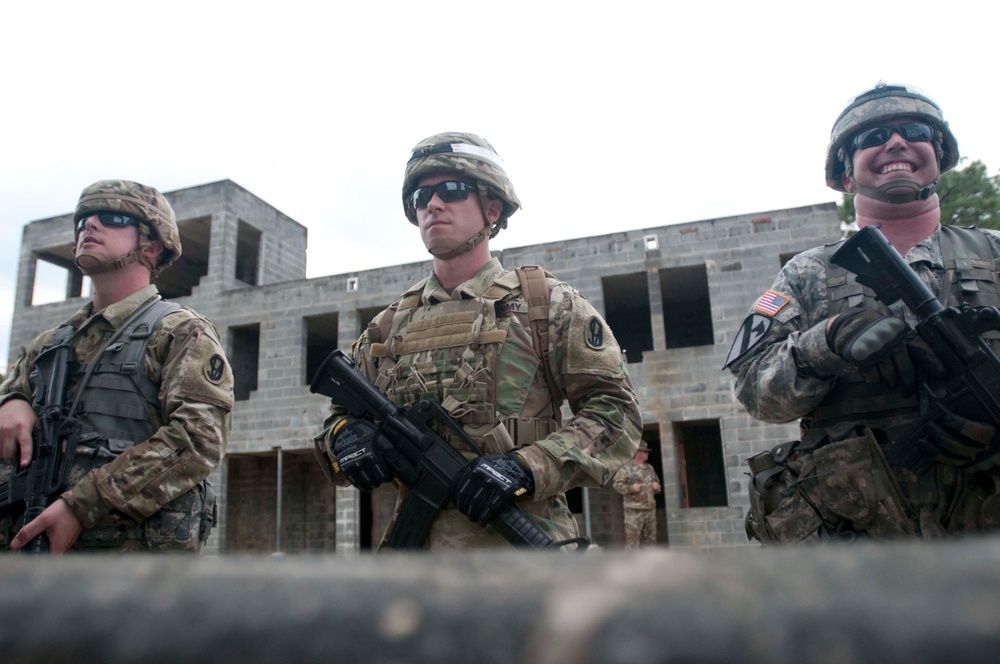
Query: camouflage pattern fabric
612,458,661,510
622,507,657,550
612,458,661,549
317,258,642,551
745,431,916,544
729,227,1000,542
0,285,232,552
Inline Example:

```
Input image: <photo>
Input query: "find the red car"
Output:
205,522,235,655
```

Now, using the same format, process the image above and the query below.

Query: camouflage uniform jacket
0,285,233,534
318,258,642,550
612,459,660,510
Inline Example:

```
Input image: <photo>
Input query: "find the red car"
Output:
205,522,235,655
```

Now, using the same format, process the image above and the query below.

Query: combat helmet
402,132,521,258
74,179,182,277
825,82,959,203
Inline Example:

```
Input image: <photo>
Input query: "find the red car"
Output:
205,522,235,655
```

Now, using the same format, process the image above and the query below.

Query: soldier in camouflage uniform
612,441,661,549
727,83,1000,544
314,132,642,550
0,180,233,553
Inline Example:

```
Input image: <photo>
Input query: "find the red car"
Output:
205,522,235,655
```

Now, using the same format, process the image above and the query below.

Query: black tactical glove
450,452,535,527
330,417,393,492
920,403,998,468
826,307,909,368
902,336,948,381
825,307,922,389
825,308,950,391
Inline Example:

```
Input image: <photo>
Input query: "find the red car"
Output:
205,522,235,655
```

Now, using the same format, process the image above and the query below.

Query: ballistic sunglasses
409,181,478,210
852,122,935,151
76,212,140,235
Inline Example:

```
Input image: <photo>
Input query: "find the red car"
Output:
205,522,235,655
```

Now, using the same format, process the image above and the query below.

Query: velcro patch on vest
396,308,508,355
725,314,773,369
752,290,790,316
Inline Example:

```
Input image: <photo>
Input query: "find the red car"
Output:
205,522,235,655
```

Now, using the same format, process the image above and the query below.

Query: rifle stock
310,350,575,550
831,225,1000,472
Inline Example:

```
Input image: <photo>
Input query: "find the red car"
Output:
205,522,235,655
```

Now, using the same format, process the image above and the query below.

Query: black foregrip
494,506,554,549
20,495,51,554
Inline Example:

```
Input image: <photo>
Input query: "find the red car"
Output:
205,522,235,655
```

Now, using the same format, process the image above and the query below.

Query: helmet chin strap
426,225,491,260
849,177,940,204
74,248,144,276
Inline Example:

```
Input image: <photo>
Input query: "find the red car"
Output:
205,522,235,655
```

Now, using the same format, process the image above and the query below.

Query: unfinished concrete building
10,179,842,553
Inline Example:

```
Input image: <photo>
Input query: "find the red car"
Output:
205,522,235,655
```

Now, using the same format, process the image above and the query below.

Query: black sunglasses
410,181,478,210
852,122,935,151
76,212,139,235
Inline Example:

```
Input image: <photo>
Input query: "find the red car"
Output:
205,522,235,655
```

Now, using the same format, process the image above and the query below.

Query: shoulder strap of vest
119,299,181,376
939,225,996,282
824,239,872,314
515,265,563,422
938,225,1000,327
369,279,426,356
67,296,179,417
939,224,993,264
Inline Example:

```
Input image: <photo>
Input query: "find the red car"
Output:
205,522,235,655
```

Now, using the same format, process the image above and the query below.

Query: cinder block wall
10,181,838,552
502,206,836,547
224,452,336,553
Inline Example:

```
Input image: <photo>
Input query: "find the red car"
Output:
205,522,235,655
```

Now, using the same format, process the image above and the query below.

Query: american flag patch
753,290,790,316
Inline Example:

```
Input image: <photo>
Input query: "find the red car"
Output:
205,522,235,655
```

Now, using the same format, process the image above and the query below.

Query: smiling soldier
727,83,1000,544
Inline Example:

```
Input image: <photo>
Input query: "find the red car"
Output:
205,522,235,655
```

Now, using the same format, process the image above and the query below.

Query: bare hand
0,399,38,467
11,499,84,554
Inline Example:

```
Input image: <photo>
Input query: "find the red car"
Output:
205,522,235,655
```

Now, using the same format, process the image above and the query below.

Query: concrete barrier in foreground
3,540,1000,663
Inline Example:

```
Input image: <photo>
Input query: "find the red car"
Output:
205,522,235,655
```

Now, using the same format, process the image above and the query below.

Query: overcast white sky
2,1,997,362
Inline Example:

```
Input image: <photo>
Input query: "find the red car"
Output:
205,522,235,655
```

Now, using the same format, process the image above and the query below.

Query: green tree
838,159,1000,230
938,159,1000,229
838,192,855,227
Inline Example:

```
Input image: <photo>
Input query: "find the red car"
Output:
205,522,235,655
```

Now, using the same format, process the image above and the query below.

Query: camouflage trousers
623,508,657,550
745,428,1000,544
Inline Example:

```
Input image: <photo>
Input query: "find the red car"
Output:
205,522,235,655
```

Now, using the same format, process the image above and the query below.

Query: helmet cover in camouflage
825,82,959,193
74,179,182,276
402,132,522,235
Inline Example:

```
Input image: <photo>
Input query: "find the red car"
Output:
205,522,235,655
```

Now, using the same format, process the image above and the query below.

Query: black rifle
0,339,81,553
831,224,1000,473
310,349,585,551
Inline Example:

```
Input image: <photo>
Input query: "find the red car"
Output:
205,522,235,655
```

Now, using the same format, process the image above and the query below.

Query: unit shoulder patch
205,354,227,384
724,313,773,369
585,316,605,349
